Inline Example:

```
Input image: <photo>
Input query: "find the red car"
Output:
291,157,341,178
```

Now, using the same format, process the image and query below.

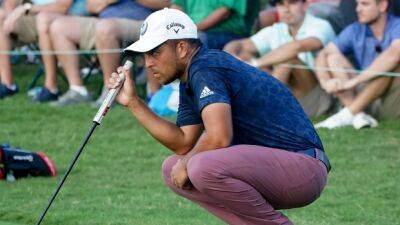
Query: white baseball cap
124,8,198,53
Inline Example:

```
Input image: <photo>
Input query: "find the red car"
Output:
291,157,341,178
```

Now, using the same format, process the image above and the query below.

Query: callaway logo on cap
124,8,198,53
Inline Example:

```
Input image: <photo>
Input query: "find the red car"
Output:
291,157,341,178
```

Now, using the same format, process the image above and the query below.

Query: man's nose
144,54,155,68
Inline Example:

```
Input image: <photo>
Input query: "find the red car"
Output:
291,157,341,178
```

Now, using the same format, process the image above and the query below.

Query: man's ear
379,0,389,13
175,41,190,59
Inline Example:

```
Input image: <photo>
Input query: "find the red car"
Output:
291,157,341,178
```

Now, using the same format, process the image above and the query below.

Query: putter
35,60,133,225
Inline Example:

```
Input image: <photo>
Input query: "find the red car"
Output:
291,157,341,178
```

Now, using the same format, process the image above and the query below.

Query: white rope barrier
279,63,400,77
1,48,399,77
0,48,124,56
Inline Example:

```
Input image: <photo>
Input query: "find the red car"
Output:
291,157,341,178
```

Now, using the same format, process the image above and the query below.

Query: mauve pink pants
162,145,327,225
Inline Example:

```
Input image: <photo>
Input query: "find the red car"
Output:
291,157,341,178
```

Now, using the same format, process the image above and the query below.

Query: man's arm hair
181,103,233,165
353,39,400,84
127,98,203,155
223,38,259,61
254,37,323,68
137,0,170,10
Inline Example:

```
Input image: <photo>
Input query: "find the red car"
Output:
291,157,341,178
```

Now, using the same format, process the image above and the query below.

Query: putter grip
93,60,133,124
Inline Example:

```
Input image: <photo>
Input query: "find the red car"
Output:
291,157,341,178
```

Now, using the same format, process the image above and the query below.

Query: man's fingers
108,72,123,89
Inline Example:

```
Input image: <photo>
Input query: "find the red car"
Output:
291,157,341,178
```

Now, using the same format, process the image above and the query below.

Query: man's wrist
23,3,32,15
126,97,142,110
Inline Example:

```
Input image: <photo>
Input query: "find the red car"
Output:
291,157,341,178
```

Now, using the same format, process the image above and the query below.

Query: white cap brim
124,36,168,53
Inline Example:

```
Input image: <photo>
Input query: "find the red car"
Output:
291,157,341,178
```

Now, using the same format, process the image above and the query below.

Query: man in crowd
224,0,336,117
171,0,258,50
0,0,88,99
111,8,330,224
315,0,400,129
48,0,169,106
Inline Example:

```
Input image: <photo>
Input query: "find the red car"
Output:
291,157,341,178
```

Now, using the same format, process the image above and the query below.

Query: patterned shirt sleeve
190,68,231,113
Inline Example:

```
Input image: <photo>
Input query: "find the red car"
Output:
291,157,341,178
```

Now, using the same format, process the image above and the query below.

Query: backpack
148,82,180,116
0,144,56,181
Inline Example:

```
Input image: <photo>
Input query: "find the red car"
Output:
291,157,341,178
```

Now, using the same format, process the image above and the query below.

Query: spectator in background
48,0,169,106
0,0,88,100
224,0,336,117
257,0,350,34
171,0,259,50
315,0,400,129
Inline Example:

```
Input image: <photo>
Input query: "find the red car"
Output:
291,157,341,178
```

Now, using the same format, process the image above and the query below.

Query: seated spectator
257,0,346,33
49,0,169,106
0,0,88,100
171,0,259,50
224,0,336,117
315,0,400,129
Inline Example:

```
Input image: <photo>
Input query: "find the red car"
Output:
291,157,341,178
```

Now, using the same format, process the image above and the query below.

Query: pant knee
187,153,221,192
161,155,181,185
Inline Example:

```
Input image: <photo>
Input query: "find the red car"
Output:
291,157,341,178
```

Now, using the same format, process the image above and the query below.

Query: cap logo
140,22,148,36
166,22,185,34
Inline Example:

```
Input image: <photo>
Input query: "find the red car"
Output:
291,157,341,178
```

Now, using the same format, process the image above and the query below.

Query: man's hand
3,5,26,34
338,78,358,91
170,159,190,189
323,78,345,93
108,65,138,107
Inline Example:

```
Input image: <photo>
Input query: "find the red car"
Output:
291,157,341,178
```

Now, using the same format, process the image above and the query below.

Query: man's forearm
181,131,230,165
127,97,197,154
315,51,332,84
255,42,301,68
136,0,170,10
197,7,230,31
356,44,400,85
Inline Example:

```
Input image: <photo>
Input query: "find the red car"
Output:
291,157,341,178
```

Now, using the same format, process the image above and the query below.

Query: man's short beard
364,14,381,26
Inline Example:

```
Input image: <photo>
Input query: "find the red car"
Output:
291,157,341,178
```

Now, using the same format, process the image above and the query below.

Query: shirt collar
364,14,395,43
297,13,312,36
183,44,207,90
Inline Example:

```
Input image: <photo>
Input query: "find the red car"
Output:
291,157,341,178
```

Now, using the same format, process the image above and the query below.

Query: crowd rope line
0,48,399,77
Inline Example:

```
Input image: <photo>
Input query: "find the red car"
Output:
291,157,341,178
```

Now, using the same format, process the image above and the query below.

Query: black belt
297,148,331,173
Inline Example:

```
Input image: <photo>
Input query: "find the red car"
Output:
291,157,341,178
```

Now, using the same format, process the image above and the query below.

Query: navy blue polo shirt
176,45,324,152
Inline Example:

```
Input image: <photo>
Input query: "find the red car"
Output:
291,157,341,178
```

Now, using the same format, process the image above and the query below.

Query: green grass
1,64,399,225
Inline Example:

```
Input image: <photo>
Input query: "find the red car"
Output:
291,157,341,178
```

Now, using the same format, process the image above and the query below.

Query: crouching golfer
110,8,331,225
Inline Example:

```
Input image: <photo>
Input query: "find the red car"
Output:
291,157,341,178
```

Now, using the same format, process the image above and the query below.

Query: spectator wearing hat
113,8,330,225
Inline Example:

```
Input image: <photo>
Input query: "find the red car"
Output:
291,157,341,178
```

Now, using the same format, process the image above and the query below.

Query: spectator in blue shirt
111,8,330,224
315,0,400,129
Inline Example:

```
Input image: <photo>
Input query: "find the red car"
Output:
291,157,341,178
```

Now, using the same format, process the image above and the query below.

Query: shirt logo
200,86,214,99
140,22,148,36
